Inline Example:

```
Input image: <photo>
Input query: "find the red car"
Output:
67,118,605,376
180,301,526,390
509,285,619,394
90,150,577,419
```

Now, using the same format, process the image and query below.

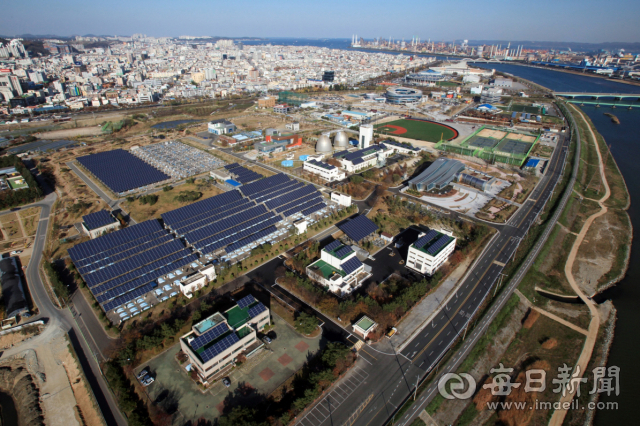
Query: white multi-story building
333,143,392,173
406,229,456,276
176,264,216,298
303,160,346,182
180,294,269,383
81,210,121,239
306,240,370,296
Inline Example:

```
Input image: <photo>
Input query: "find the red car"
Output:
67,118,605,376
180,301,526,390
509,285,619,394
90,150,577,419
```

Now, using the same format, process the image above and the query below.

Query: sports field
375,119,458,142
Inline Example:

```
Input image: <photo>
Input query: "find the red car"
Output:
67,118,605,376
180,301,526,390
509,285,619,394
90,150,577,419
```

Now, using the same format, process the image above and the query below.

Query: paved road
67,161,120,208
0,169,127,425
293,130,571,426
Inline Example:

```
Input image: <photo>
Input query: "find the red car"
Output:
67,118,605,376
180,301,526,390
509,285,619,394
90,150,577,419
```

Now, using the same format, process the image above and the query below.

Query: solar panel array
184,205,268,244
283,199,325,218
82,210,115,230
341,257,363,275
76,149,171,193
324,240,342,252
337,215,379,242
302,203,326,217
190,322,230,351
334,246,353,258
237,295,256,309
68,218,198,312
413,230,439,249
225,225,278,254
426,235,453,255
247,302,267,319
224,163,263,184
162,191,243,229
200,333,240,363
240,173,290,197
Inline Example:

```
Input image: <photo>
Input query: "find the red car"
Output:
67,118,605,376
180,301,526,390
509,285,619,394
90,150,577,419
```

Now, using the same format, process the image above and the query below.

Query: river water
471,63,638,425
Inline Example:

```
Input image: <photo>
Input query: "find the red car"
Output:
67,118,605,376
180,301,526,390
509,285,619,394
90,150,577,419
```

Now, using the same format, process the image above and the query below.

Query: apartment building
180,295,269,383
406,229,456,276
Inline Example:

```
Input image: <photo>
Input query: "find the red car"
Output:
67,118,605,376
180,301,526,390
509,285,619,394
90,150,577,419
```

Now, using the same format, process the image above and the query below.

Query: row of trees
0,155,43,210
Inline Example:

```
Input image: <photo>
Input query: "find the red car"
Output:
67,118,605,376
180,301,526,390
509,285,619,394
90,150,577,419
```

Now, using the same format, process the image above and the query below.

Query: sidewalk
389,255,473,350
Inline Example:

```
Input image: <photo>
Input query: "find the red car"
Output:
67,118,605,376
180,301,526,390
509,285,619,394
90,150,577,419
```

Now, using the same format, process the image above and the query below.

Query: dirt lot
19,207,41,236
124,179,224,222
36,126,103,139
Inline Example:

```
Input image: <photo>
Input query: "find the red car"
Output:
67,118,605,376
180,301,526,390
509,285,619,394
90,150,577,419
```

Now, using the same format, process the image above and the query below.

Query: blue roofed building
180,294,270,383
306,240,371,296
81,210,120,239
333,143,392,172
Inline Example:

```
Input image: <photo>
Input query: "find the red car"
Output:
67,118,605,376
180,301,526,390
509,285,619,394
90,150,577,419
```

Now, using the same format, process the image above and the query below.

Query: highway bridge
554,92,640,100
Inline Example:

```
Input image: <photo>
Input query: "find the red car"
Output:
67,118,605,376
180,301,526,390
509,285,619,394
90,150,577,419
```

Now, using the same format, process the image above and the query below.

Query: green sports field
374,119,458,142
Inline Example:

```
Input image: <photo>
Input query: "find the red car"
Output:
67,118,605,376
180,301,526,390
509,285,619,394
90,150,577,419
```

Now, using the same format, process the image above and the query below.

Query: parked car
222,377,231,388
141,375,155,386
136,369,149,380
263,336,272,344
10,250,22,255
386,327,398,339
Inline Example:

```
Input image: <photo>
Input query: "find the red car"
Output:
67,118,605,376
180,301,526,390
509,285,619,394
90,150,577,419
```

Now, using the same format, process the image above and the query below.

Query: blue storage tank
349,139,359,146
281,160,294,167
299,155,309,161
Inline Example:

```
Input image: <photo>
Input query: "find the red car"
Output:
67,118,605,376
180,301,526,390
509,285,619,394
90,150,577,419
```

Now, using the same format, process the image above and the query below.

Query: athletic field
375,119,458,142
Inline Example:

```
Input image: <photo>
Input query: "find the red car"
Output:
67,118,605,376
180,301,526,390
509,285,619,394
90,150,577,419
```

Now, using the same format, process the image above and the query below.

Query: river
471,62,637,425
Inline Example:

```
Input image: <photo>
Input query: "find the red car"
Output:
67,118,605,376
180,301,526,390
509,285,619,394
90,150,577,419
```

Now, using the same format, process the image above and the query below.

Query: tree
350,175,363,184
218,407,267,426
295,312,318,335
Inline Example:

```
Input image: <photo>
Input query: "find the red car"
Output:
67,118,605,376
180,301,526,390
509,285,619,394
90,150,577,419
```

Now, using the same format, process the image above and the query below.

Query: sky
1,0,639,43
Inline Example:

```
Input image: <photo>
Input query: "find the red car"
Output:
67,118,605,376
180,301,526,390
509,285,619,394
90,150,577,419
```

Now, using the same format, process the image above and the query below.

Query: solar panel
76,149,171,194
200,333,240,363
190,322,230,351
247,302,267,318
302,203,325,216
413,230,439,249
337,215,379,242
237,295,256,309
334,246,353,258
426,235,453,255
341,257,363,275
324,240,342,252
82,210,115,230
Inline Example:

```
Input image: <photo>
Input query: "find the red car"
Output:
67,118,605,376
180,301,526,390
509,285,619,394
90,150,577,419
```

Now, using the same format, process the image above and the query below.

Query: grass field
375,119,458,142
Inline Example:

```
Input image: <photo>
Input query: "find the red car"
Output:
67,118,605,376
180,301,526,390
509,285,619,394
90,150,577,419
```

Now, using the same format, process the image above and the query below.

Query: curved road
0,171,126,425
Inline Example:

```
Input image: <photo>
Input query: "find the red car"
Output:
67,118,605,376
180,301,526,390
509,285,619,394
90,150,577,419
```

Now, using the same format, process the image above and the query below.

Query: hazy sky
2,0,639,43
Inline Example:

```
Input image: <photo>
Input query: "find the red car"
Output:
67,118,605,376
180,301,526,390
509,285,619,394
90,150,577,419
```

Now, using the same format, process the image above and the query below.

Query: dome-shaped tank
333,131,349,147
316,134,332,153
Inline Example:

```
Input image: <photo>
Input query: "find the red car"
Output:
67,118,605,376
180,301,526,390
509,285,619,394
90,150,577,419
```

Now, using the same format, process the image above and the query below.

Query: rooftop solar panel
334,246,353,258
337,215,379,242
190,322,230,351
82,210,115,230
200,333,240,363
341,257,363,275
426,235,453,255
324,240,342,252
413,230,439,249
237,294,256,309
247,302,267,318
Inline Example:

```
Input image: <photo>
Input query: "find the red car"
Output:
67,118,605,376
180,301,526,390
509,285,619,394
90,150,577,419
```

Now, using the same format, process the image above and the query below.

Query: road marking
493,260,506,266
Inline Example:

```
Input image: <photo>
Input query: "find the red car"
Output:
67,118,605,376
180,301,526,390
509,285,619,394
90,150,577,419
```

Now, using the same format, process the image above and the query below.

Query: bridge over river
554,92,640,108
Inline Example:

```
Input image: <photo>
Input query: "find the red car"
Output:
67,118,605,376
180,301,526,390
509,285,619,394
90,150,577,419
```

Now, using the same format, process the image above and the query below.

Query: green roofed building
180,294,270,383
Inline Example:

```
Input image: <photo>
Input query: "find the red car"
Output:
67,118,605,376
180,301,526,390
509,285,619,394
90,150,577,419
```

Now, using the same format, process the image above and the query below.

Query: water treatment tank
333,131,349,148
316,134,332,153
281,160,294,167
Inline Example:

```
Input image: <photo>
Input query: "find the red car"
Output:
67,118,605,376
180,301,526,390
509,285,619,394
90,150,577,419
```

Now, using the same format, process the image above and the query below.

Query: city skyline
1,0,639,43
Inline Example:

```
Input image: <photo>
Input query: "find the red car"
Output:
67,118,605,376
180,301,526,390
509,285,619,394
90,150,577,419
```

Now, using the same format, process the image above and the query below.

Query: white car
10,250,22,255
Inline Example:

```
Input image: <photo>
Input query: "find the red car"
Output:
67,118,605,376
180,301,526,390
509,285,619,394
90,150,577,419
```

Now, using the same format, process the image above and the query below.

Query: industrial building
491,77,513,88
180,294,269,382
306,240,370,296
480,87,502,104
131,141,226,178
382,140,421,156
385,86,423,104
406,229,456,276
208,119,236,135
254,133,302,153
0,257,28,326
408,158,465,192
333,143,392,173
429,61,494,77
81,210,121,239
303,159,346,182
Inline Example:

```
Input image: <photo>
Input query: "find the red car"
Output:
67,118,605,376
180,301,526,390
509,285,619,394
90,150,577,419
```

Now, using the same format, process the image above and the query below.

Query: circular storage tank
316,134,332,153
334,131,349,148
281,160,294,167
349,139,359,146
299,155,309,161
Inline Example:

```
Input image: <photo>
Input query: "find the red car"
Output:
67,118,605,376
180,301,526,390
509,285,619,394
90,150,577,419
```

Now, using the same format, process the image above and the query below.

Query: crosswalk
295,367,369,426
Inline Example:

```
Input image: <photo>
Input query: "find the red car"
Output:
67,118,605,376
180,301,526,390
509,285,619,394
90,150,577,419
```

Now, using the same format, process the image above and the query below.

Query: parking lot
138,313,324,424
